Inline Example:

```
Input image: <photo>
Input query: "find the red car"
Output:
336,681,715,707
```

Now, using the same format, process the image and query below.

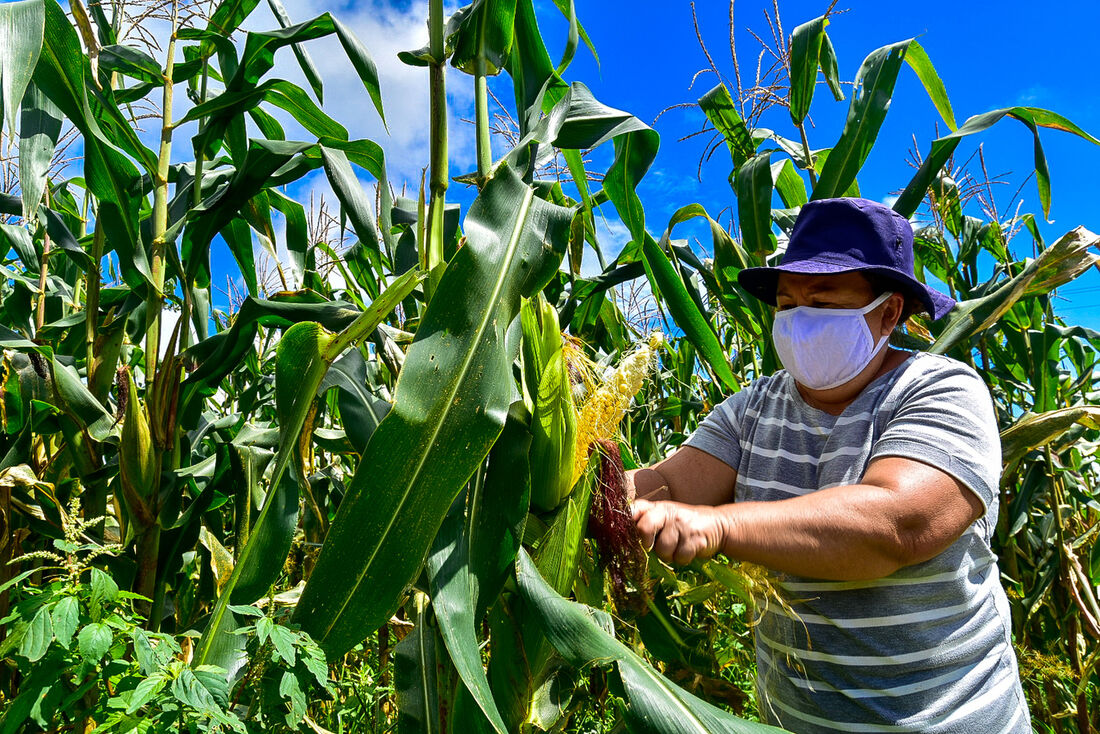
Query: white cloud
242,0,476,189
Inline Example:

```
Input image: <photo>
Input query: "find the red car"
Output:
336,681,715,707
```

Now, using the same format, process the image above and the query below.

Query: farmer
629,197,1030,731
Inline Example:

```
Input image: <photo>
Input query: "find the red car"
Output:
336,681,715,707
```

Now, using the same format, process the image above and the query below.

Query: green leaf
256,615,273,645
266,0,324,102
90,567,119,608
21,604,54,662
736,151,777,256
295,164,573,656
18,81,61,225
279,670,307,723
77,621,111,662
427,497,510,734
269,624,297,667
515,550,785,733
331,15,386,128
193,270,424,668
788,16,827,126
183,139,316,289
534,465,594,597
451,0,518,76
0,0,45,136
903,40,955,131
170,667,220,714
229,463,299,604
931,226,1100,354
320,350,390,452
1001,406,1100,469
772,158,807,208
320,146,381,275
126,672,168,714
34,0,151,287
698,83,756,173
642,233,737,392
50,595,78,649
893,106,1100,221
819,33,843,102
503,0,567,137
394,598,440,734
812,39,911,200
470,403,532,619
503,82,657,248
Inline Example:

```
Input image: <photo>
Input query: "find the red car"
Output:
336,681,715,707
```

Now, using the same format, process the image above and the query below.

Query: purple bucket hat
736,197,956,320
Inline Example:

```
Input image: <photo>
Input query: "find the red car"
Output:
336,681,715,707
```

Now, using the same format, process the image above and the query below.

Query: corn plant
2,0,1099,731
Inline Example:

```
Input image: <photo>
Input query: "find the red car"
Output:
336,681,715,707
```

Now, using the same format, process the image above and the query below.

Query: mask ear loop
863,291,896,362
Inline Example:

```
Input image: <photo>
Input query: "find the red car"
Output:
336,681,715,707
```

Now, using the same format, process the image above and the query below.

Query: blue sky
522,0,1100,326
64,0,1100,331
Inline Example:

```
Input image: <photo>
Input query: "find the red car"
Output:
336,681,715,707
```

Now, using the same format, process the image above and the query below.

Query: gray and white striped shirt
685,352,1030,732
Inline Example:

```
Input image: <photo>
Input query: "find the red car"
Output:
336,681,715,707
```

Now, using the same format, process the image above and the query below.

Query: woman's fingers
632,499,658,550
632,500,722,565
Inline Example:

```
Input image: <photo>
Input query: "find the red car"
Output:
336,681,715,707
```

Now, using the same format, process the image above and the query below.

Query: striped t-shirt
684,352,1030,732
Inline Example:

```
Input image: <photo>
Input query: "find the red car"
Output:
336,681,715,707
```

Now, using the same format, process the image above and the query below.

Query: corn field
0,0,1098,731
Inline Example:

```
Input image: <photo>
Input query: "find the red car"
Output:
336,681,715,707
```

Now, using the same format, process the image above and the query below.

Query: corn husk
529,348,578,512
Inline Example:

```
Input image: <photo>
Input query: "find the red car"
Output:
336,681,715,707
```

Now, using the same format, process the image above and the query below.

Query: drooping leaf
931,227,1100,354
295,164,573,656
320,146,381,274
469,403,532,619
450,0,518,76
894,106,1100,221
427,496,509,734
266,0,324,102
18,81,62,225
394,597,440,734
698,83,756,173
1001,406,1100,469
902,40,955,131
0,0,45,137
736,151,777,257
515,550,784,733
193,270,424,667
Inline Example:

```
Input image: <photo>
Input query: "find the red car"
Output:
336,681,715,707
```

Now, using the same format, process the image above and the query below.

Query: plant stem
85,224,104,386
147,10,179,378
474,55,492,186
34,226,52,334
192,60,211,210
425,0,448,298
798,122,817,189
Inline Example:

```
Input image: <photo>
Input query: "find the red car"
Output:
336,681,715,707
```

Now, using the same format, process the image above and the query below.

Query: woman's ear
881,293,905,335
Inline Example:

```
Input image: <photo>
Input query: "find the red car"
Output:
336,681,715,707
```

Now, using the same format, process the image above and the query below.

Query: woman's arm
632,455,983,580
626,446,737,505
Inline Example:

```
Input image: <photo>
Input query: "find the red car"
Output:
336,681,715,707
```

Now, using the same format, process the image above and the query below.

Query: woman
630,197,1030,731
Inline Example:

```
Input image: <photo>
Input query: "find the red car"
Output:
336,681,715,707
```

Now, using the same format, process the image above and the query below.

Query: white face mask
772,292,893,391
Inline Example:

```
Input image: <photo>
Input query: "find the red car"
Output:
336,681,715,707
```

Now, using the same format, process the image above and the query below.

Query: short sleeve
683,389,750,470
870,358,1000,514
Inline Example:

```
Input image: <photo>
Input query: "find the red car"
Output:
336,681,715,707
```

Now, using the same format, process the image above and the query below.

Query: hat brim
737,257,956,321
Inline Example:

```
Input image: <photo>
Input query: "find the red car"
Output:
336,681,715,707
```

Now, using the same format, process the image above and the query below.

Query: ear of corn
571,333,662,487
520,294,561,409
529,348,578,512
118,369,158,538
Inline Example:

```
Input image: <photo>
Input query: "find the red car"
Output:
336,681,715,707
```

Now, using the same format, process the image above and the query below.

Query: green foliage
2,0,1099,731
